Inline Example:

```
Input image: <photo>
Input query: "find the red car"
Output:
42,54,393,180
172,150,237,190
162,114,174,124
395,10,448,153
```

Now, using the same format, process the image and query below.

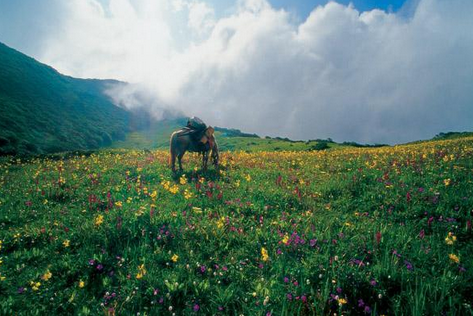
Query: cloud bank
1,0,473,143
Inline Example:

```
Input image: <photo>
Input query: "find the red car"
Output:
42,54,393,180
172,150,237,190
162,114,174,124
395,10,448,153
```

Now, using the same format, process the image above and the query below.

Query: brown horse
169,126,219,172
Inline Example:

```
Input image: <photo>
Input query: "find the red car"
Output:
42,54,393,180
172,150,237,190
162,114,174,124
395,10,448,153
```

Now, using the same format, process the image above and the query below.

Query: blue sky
189,0,408,19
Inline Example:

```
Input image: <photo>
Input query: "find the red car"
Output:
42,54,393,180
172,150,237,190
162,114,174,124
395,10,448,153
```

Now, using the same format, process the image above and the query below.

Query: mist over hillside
0,42,175,155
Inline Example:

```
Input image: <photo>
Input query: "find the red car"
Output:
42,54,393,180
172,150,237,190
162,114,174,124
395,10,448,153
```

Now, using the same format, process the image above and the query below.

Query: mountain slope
0,42,130,155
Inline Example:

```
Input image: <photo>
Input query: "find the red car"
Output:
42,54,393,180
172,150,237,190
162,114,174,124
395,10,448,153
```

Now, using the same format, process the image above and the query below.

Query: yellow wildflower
30,281,41,291
169,185,179,194
171,254,179,262
78,280,85,288
449,254,460,263
184,189,193,200
282,234,289,244
63,240,70,248
445,232,457,245
444,178,451,186
179,175,187,185
192,207,202,214
338,298,347,305
150,190,157,200
161,180,170,190
42,270,52,281
216,217,225,229
95,214,104,227
136,206,146,217
115,201,123,207
261,247,269,262
136,264,147,279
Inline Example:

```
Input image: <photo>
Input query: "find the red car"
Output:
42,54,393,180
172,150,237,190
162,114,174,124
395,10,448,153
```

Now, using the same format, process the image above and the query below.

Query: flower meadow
0,137,472,315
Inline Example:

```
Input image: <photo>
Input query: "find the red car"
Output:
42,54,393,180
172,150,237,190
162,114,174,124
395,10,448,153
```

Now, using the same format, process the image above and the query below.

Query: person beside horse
169,117,219,172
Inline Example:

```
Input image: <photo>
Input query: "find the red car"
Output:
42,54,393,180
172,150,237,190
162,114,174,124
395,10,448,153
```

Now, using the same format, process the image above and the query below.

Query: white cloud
187,1,215,35
2,0,472,143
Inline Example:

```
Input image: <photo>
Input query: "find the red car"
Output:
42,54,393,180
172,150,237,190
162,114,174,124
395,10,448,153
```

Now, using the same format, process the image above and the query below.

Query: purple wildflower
404,260,414,271
419,229,425,239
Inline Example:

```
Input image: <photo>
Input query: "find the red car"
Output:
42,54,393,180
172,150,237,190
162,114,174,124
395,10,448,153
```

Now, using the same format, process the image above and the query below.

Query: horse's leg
178,152,185,171
171,152,177,173
211,149,218,168
202,151,209,171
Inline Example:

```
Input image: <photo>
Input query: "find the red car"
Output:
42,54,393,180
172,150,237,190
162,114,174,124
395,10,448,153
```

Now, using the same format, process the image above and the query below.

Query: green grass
214,135,341,152
0,137,472,315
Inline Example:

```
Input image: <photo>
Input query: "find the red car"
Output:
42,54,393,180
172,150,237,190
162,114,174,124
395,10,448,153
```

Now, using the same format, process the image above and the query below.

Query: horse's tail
169,132,176,166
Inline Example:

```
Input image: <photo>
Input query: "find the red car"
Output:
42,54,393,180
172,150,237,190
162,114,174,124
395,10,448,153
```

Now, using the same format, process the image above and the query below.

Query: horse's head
200,126,219,167
199,126,215,148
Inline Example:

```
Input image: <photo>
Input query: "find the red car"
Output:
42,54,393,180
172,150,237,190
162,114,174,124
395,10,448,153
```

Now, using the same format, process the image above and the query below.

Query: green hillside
0,42,130,155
